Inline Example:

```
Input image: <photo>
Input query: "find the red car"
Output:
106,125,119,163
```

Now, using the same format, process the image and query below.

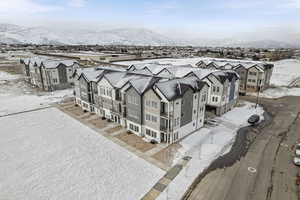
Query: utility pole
255,79,261,109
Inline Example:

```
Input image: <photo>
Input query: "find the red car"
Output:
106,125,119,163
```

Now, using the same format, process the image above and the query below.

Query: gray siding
180,89,193,127
229,77,236,101
126,87,142,124
57,64,68,84
79,76,89,102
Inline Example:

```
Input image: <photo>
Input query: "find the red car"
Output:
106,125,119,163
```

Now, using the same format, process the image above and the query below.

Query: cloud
68,0,87,8
0,0,61,14
145,0,180,15
285,0,300,8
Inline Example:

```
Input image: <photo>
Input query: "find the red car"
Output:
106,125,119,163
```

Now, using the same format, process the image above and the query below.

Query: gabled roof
76,68,105,82
154,77,207,101
129,76,160,95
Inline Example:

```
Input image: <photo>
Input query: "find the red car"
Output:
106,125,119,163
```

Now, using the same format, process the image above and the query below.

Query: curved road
183,96,300,200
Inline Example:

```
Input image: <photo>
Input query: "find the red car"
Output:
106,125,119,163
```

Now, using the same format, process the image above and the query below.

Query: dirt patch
0,61,24,75
65,106,86,116
152,143,182,167
105,126,123,134
116,132,156,152
88,118,109,129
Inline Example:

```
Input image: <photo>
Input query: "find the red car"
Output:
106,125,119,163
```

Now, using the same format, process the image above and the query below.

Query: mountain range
0,23,299,48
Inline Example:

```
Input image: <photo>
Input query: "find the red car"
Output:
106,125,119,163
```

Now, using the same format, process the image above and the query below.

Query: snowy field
0,71,21,81
0,108,164,200
0,72,72,116
254,87,300,99
270,59,300,86
157,101,264,200
117,57,202,67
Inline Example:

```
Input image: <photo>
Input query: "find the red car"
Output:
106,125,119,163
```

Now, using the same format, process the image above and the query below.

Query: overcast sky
0,0,300,39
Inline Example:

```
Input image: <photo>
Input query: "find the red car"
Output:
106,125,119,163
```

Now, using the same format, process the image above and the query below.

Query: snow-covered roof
197,58,273,72
76,67,104,82
188,69,217,80
155,77,207,101
129,76,159,94
25,56,78,69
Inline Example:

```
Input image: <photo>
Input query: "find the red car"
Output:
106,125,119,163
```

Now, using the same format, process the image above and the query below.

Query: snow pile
0,71,21,81
0,108,164,200
220,101,264,126
158,101,264,200
271,59,300,86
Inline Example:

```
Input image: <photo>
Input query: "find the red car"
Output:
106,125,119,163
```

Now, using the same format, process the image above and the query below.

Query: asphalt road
183,96,300,200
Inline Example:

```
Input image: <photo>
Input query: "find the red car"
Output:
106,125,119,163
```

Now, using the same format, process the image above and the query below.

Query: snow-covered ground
0,71,21,81
270,59,300,86
0,107,164,200
117,57,202,67
157,101,264,200
0,71,73,116
253,87,300,99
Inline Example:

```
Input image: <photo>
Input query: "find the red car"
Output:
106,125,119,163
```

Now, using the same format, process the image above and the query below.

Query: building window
146,114,151,121
146,100,151,107
129,124,139,132
128,95,138,105
53,78,58,83
152,101,158,108
202,94,206,102
146,128,157,138
146,113,157,123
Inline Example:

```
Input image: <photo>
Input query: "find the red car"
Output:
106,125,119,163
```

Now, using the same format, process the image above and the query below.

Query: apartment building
74,64,210,144
196,59,274,94
21,57,79,91
185,70,239,116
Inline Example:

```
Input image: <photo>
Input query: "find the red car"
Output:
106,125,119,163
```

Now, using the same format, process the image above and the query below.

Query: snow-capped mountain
0,23,299,48
0,24,177,46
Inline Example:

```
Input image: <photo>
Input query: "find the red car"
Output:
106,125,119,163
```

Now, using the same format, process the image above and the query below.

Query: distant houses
20,57,79,91
195,59,274,95
73,63,240,144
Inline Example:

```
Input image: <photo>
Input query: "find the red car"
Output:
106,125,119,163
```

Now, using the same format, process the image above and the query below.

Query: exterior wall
235,66,247,94
125,87,142,125
22,62,77,91
143,89,161,142
180,89,193,127
97,77,122,122
206,75,223,108
246,67,264,93
79,76,89,103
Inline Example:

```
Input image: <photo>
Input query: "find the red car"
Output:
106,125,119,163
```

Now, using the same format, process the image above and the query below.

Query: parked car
294,154,300,166
296,144,300,156
248,114,260,125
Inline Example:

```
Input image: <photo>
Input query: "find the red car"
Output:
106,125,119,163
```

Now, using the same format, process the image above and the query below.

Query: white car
294,155,300,166
296,144,300,156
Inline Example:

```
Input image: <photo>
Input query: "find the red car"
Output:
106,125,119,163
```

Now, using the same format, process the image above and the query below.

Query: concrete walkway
142,156,192,200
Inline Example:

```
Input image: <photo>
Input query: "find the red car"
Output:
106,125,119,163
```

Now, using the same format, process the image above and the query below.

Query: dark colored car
248,114,260,125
